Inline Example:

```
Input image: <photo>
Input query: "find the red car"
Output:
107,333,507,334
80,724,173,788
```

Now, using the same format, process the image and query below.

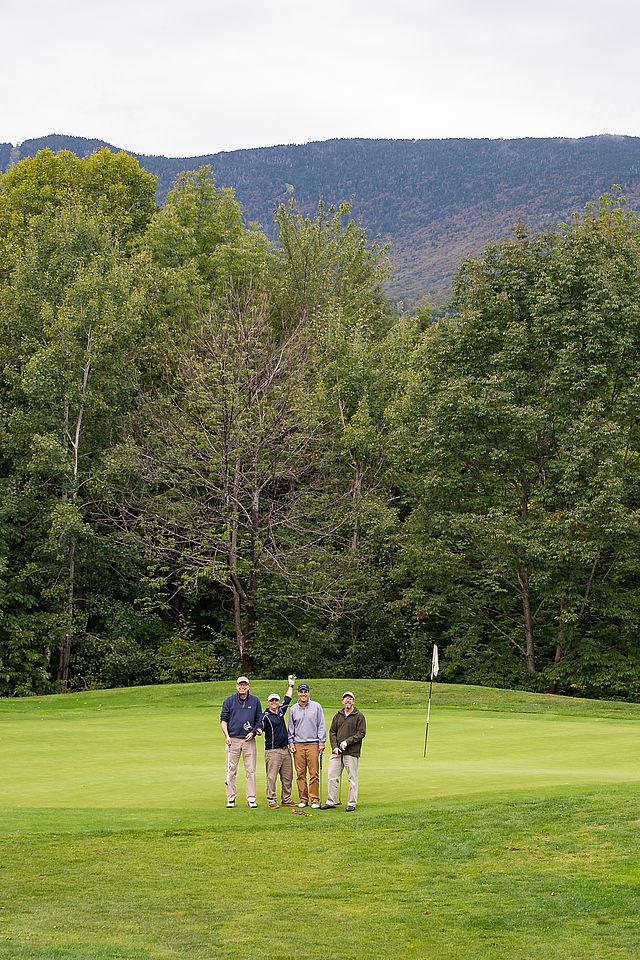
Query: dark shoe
319,804,337,810
346,805,356,812
281,800,297,806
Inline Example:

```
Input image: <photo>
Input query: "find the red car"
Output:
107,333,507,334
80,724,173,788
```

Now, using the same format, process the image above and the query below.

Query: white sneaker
311,803,320,809
226,800,235,808
247,801,258,809
297,801,307,808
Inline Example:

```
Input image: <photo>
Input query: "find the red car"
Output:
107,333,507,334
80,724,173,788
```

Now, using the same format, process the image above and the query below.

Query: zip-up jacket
220,693,262,738
253,695,291,750
329,707,366,757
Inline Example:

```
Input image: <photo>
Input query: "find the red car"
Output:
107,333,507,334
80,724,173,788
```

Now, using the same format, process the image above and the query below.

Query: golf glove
288,674,296,685
340,740,348,752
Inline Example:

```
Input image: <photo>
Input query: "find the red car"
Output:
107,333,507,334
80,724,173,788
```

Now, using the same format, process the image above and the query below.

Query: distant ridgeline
3,133,640,303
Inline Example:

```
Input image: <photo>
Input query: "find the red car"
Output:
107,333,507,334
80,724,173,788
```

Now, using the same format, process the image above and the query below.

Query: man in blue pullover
253,675,296,808
220,676,262,808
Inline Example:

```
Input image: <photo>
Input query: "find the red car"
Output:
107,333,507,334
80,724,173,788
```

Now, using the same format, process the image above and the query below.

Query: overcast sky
1,0,637,158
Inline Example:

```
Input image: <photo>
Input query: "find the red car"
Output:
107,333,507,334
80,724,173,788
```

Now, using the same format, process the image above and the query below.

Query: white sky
1,0,637,157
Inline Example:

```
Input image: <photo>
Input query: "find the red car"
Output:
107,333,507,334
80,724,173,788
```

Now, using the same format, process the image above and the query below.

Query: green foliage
155,618,231,684
3,146,640,702
274,196,390,327
389,197,640,693
144,166,273,336
0,150,163,694
0,148,156,278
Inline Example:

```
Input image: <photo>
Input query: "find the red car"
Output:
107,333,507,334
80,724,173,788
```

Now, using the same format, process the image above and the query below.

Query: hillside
4,133,640,303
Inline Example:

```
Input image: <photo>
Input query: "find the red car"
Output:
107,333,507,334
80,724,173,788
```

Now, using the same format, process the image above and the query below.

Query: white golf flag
431,644,439,679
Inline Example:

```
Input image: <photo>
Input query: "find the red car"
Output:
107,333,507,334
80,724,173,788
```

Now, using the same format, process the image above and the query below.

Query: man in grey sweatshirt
287,683,326,808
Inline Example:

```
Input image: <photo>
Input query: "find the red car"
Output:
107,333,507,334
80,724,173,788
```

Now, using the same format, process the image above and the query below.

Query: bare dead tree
112,287,351,672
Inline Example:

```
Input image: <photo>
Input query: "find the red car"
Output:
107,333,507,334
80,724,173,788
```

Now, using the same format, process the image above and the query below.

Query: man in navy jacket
254,676,296,808
220,676,262,808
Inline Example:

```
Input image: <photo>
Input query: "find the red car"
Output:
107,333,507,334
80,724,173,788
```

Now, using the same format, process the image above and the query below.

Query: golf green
1,680,638,959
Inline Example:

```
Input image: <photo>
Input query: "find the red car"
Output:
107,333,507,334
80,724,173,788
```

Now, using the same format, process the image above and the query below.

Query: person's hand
340,740,348,752
289,744,296,754
225,736,232,747
287,674,296,685
255,729,263,736
333,747,340,755
319,744,325,753
244,732,254,741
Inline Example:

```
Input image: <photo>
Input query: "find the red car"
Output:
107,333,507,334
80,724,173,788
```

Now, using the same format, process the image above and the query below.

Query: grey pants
326,753,359,807
265,747,293,803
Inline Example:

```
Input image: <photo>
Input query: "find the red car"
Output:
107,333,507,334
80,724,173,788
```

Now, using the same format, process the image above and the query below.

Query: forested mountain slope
4,133,640,302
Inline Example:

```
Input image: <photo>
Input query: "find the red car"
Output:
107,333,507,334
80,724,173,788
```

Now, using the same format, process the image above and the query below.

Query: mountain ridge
4,133,640,303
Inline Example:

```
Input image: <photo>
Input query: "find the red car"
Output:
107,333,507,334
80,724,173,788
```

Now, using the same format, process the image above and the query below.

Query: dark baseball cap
298,683,310,691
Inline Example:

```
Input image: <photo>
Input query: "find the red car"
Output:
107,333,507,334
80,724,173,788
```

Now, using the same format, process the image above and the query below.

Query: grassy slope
1,681,639,959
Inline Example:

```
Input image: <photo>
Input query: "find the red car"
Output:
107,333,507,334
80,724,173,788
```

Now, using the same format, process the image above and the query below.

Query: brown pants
265,747,293,804
293,742,320,804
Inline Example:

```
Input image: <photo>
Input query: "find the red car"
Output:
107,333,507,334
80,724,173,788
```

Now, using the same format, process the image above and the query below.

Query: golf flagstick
319,750,323,805
225,743,230,786
423,644,439,758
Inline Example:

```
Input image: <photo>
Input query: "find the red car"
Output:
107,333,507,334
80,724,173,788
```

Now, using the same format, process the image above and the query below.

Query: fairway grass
1,681,639,959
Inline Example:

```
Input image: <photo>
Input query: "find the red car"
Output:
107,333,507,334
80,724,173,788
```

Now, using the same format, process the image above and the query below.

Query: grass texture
1,680,639,959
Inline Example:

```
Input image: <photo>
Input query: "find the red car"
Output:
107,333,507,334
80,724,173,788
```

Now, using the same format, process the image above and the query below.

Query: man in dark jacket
220,676,262,808
253,675,296,808
320,691,366,812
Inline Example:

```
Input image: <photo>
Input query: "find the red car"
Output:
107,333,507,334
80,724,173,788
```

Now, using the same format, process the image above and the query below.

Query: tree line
1,149,639,700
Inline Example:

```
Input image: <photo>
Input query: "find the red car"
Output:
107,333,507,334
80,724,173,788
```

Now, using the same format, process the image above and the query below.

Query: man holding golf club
252,675,297,808
287,683,326,809
220,676,263,808
320,691,366,813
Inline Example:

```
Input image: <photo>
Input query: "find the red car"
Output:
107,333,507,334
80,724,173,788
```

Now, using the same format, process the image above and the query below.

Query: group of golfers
220,676,366,812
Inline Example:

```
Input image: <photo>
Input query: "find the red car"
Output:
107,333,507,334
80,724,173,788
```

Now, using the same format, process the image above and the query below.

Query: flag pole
423,644,439,758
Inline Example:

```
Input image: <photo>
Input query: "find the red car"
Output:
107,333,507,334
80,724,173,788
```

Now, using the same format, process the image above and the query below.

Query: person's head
236,676,250,698
342,691,355,713
267,693,280,712
297,683,310,705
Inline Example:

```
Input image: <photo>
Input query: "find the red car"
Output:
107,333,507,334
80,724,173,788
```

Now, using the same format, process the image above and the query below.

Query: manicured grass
1,681,639,959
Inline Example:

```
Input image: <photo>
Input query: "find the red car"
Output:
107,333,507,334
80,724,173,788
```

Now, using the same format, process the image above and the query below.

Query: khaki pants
326,753,359,807
293,742,320,804
265,747,293,804
226,737,257,803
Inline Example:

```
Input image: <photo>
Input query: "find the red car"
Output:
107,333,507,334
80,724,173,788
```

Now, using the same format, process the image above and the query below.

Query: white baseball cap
236,676,250,684
267,693,280,702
